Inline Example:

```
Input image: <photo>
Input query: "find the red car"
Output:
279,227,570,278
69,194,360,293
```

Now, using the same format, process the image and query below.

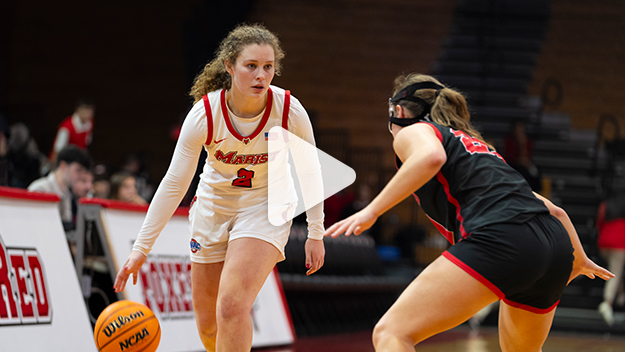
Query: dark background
0,0,255,177
2,0,625,180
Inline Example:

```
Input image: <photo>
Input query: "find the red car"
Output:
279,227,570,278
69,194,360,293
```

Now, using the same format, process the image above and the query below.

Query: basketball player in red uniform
113,24,325,351
325,73,613,352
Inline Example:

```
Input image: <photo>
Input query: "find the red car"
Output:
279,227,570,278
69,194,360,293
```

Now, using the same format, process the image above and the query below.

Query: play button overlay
268,126,356,226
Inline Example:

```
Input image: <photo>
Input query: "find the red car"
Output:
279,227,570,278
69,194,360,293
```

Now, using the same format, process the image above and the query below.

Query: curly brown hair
392,73,493,149
189,23,285,103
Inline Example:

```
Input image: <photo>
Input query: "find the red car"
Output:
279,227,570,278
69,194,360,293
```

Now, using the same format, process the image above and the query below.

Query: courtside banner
0,187,96,352
81,198,295,351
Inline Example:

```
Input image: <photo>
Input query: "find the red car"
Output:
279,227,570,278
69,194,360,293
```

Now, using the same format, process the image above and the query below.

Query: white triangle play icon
267,126,356,226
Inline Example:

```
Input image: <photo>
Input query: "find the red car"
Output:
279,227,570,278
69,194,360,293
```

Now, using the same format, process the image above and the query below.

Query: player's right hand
324,207,378,238
113,250,147,293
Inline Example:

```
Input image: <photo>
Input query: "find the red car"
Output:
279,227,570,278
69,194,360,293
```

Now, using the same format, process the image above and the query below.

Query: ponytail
393,73,493,150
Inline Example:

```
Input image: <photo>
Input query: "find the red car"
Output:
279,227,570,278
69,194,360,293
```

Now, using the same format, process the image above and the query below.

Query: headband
389,81,445,127
389,81,445,103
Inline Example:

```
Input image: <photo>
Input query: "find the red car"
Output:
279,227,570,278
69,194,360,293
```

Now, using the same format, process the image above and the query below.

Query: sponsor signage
0,239,51,325
0,187,96,351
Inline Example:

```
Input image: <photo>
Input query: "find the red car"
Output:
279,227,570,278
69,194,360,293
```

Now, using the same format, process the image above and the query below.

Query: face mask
388,81,444,129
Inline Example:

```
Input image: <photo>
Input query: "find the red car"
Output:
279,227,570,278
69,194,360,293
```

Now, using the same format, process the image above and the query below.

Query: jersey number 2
232,168,255,188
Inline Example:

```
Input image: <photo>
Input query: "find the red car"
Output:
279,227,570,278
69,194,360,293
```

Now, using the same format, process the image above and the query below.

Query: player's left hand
114,250,147,292
305,238,325,276
324,207,378,238
568,256,614,285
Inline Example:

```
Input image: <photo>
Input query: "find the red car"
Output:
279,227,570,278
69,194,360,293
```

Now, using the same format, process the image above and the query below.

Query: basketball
94,300,161,352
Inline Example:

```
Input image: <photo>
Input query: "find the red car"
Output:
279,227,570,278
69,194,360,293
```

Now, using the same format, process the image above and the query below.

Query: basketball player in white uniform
114,24,325,352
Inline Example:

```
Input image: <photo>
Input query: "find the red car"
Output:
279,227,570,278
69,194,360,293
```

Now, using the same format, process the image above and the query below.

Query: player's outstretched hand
568,256,614,285
305,238,325,276
324,208,378,238
114,250,147,292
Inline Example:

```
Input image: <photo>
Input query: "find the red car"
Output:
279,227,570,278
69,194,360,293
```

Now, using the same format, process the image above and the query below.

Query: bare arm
370,124,446,217
533,192,614,283
325,124,446,237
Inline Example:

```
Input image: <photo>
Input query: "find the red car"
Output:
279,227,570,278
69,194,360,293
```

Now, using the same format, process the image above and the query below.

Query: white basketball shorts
188,199,292,264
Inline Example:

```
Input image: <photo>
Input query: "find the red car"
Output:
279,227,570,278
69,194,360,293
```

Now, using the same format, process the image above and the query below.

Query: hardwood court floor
254,325,625,352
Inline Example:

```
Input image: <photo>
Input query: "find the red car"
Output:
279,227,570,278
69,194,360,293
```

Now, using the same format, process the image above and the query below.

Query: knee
216,295,252,322
372,321,387,348
372,319,410,349
373,317,426,349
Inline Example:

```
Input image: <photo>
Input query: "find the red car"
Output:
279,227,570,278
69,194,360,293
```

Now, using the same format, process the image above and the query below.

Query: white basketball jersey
196,86,292,214
131,86,324,256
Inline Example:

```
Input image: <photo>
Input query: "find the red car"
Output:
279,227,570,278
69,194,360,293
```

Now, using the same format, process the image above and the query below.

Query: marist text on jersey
214,149,280,165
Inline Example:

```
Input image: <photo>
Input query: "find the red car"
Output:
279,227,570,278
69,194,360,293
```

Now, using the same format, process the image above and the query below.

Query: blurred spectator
92,163,111,199
28,145,91,231
109,172,147,205
0,114,9,186
7,122,47,188
121,153,154,201
49,98,95,164
72,169,94,199
597,190,625,326
503,120,542,192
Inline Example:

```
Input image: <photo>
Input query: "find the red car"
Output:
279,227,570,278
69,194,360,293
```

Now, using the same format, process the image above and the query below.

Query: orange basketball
94,300,161,352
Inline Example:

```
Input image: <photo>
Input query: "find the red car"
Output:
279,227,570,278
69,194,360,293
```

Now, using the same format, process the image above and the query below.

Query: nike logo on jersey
214,150,279,165
214,137,227,144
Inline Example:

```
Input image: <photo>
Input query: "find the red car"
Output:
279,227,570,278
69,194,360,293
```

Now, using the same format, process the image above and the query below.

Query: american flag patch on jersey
265,132,278,141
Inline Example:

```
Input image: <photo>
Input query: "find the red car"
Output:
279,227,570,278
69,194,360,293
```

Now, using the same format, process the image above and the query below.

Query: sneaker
598,301,615,326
